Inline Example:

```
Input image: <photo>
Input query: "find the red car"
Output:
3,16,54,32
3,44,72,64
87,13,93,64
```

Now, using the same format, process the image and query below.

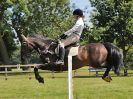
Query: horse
21,34,124,83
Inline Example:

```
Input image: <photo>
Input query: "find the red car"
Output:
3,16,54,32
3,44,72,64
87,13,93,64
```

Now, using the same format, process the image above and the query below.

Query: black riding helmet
73,9,83,17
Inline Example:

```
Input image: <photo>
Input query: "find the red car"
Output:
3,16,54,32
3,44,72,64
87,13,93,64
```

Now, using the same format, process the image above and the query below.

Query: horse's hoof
102,76,112,82
38,77,44,84
108,75,112,80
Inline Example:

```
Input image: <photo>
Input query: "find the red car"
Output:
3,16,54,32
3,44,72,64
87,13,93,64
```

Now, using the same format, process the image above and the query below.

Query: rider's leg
63,34,80,46
56,34,80,65
56,43,65,65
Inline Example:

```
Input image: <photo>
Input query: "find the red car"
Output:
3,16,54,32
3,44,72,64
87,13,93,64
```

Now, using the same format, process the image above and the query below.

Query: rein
39,41,58,55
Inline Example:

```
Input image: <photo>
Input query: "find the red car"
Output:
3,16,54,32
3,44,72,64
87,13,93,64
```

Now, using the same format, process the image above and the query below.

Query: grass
0,67,133,99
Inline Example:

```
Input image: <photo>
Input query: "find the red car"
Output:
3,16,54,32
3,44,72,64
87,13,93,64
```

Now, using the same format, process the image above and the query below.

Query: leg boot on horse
34,67,44,83
102,66,112,82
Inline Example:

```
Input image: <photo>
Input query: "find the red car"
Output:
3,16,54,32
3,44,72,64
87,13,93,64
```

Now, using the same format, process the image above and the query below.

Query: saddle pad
68,46,79,56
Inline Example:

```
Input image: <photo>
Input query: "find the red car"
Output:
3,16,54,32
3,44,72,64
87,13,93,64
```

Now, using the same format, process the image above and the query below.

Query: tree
89,0,133,67
9,0,73,64
0,0,17,64
0,33,10,64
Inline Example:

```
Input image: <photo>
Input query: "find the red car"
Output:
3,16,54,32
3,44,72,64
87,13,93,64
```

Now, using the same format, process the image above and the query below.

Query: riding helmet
73,9,83,17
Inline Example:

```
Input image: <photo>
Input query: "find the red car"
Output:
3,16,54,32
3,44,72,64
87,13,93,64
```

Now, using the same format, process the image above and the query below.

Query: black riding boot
56,47,65,65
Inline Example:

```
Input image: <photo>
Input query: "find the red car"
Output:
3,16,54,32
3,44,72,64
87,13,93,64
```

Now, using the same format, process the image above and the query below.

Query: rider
56,9,84,65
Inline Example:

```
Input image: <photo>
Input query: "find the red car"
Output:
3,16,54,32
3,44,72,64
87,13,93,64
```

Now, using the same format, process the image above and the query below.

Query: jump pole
68,55,73,99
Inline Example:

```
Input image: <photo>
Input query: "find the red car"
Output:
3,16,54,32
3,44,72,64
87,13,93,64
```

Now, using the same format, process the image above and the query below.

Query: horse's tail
104,42,124,75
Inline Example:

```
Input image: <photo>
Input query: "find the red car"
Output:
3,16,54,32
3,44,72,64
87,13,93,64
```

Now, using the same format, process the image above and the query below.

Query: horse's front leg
102,66,112,82
34,64,44,83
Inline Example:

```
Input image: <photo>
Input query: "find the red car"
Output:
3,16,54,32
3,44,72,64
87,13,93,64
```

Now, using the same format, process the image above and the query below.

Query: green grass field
0,67,133,99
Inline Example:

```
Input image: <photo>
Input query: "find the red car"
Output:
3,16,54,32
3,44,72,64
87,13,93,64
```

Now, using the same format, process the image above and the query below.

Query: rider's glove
60,34,67,39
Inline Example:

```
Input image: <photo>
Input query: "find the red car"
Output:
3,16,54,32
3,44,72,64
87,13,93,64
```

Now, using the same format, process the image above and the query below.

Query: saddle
55,42,80,57
65,42,79,48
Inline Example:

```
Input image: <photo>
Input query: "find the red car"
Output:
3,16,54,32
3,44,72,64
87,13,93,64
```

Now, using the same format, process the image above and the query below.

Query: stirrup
55,60,64,65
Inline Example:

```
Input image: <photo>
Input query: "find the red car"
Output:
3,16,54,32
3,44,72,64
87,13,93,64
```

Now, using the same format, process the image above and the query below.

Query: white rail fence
0,64,37,80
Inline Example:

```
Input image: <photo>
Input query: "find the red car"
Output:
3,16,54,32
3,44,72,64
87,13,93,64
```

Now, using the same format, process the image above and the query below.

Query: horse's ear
21,34,29,43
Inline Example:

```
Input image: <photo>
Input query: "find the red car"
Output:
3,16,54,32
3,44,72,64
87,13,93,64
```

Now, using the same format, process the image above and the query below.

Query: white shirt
64,17,84,36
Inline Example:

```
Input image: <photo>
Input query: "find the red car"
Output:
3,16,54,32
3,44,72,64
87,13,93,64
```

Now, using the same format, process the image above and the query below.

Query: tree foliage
1,0,132,66
0,0,73,64
11,0,73,39
0,0,17,64
89,0,133,67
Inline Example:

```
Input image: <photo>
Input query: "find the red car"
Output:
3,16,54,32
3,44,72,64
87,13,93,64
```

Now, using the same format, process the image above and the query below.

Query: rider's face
73,15,80,22
73,15,79,20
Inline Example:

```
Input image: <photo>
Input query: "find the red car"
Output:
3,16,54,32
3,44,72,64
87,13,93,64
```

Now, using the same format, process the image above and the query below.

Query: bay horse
21,34,123,83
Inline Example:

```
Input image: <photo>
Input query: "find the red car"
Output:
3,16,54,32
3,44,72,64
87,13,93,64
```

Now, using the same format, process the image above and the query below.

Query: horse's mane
28,34,56,44
29,34,52,40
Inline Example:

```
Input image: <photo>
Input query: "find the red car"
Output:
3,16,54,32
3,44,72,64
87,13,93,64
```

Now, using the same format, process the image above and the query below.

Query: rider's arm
64,21,81,36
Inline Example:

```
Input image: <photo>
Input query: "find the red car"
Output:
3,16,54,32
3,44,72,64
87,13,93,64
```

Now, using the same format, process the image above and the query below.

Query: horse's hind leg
34,64,44,83
102,66,112,82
